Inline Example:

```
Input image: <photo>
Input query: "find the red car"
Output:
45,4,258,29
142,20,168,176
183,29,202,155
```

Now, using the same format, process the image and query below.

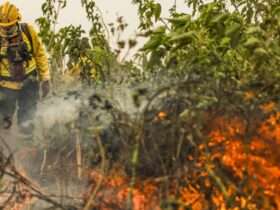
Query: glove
41,80,50,98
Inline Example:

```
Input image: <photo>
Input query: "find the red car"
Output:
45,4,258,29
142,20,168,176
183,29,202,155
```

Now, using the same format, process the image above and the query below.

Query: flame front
85,109,280,210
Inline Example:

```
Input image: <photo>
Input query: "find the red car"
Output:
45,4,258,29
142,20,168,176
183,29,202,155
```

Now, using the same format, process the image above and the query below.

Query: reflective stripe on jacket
0,23,50,90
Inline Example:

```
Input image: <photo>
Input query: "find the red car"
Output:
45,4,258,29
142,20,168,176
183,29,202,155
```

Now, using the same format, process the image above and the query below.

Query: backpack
0,23,34,62
20,23,34,53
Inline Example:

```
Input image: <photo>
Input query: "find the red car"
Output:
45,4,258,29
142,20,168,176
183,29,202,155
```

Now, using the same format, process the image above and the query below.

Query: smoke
36,92,83,130
0,81,155,209
33,83,147,137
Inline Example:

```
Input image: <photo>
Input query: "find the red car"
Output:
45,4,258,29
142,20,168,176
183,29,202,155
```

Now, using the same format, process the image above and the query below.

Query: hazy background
6,0,190,58
8,0,189,35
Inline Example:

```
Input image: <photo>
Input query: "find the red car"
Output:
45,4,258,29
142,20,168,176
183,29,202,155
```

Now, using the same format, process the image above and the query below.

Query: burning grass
1,85,280,210
83,99,280,210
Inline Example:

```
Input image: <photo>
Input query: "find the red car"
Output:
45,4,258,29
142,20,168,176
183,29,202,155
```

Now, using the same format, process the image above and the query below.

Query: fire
0,181,34,210
157,111,167,120
208,110,280,209
2,105,278,209
84,106,280,209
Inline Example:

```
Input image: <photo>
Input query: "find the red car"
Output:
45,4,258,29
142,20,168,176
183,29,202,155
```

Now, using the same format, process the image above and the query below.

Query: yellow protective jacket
0,23,50,90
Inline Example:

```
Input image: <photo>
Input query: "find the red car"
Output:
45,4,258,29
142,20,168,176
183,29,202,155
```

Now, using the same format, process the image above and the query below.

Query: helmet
0,1,21,27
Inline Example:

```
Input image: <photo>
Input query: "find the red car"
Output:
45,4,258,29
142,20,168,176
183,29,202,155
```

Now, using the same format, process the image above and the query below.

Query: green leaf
167,15,191,25
153,3,162,21
168,31,196,44
244,37,261,49
245,26,262,35
225,23,241,37
141,36,162,51
272,6,280,16
220,37,231,46
211,13,228,24
254,47,268,57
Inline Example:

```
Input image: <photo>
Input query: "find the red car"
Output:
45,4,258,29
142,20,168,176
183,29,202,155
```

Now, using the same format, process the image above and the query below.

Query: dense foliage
36,0,116,85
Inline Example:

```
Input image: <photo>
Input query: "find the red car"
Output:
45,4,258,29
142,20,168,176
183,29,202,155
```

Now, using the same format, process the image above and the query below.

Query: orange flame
84,108,280,209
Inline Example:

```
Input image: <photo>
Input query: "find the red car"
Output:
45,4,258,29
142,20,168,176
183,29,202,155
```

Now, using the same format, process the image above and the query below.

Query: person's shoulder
20,22,38,33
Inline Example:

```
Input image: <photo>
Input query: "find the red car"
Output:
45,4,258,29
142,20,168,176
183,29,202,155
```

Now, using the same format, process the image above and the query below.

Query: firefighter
0,1,50,140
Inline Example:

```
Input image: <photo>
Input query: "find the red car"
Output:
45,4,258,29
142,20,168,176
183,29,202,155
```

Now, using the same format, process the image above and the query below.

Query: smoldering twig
4,168,78,210
82,131,106,210
0,185,17,209
0,136,15,180
0,145,81,210
0,136,13,155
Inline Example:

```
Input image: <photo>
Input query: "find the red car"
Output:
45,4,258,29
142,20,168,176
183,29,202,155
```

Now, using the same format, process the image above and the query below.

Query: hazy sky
6,0,189,57
8,0,189,36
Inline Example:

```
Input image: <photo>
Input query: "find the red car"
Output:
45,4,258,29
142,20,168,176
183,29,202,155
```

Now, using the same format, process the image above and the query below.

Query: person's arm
27,24,50,97
27,24,50,81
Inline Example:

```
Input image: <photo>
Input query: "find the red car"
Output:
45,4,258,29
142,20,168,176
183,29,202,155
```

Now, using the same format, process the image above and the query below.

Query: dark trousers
0,79,39,136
